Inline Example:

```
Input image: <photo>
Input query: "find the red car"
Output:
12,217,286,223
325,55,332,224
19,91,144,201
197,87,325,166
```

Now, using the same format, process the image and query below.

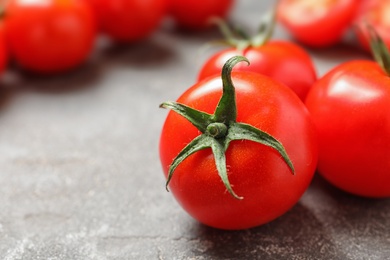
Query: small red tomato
198,41,317,101
169,0,234,30
160,56,318,230
354,0,390,52
305,60,390,198
277,0,358,47
4,0,96,74
85,0,167,42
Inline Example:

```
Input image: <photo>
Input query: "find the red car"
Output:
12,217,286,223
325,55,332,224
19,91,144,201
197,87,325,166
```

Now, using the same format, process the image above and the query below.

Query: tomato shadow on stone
306,39,372,65
160,21,229,52
310,173,390,208
166,24,224,41
310,42,370,60
188,201,344,259
307,173,390,240
97,32,178,69
280,31,372,70
0,87,15,114
1,58,105,94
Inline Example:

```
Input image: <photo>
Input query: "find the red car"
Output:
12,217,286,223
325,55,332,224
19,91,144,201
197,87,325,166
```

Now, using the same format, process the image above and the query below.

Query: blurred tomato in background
354,0,390,52
168,0,234,30
4,0,96,74
277,0,358,48
85,0,168,42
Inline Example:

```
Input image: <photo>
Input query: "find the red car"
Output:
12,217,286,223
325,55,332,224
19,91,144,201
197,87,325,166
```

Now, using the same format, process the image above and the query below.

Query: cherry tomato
354,0,390,52
85,0,167,42
4,0,96,74
169,0,234,30
198,41,317,101
277,0,358,48
305,60,390,198
160,58,318,230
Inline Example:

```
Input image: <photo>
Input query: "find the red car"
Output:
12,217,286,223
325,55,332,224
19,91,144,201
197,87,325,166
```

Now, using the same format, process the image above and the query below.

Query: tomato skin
354,0,390,52
277,0,359,47
0,24,8,74
85,0,167,42
160,72,318,230
4,0,96,74
169,0,234,30
198,41,317,101
305,61,390,198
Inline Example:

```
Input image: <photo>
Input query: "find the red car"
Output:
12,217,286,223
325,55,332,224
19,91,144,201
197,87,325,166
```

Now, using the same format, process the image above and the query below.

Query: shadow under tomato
0,31,177,94
2,57,104,95
307,173,390,237
186,202,345,259
0,87,15,113
310,173,390,206
97,32,178,69
168,25,223,40
310,43,370,62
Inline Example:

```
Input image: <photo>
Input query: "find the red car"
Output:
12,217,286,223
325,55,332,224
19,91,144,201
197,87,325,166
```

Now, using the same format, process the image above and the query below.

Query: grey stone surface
1,1,389,259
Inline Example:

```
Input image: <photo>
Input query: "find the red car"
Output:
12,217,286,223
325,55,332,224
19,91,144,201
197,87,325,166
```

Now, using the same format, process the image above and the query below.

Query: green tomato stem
212,56,249,124
366,24,390,76
206,123,228,138
211,5,278,51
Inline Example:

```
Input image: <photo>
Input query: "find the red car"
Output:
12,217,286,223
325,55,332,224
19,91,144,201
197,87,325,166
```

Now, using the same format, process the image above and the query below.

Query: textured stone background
1,1,389,259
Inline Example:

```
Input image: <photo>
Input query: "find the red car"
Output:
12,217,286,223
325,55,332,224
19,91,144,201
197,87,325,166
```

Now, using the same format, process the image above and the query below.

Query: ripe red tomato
277,0,358,47
85,0,167,42
354,0,390,52
4,0,96,74
198,41,317,101
160,58,318,230
305,60,390,198
169,0,234,30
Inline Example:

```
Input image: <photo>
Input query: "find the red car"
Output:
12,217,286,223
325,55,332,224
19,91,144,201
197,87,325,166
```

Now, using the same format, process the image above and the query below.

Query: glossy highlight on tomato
4,0,96,74
198,41,317,101
305,60,390,198
160,60,318,230
277,0,358,47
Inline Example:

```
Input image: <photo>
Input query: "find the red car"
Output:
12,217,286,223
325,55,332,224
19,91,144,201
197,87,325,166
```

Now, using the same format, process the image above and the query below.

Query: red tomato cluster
159,2,390,230
159,9,322,229
278,0,390,50
0,0,388,231
0,0,234,75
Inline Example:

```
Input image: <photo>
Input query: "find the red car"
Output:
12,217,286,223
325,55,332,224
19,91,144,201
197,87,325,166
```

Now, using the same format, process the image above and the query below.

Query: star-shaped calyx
160,56,294,200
